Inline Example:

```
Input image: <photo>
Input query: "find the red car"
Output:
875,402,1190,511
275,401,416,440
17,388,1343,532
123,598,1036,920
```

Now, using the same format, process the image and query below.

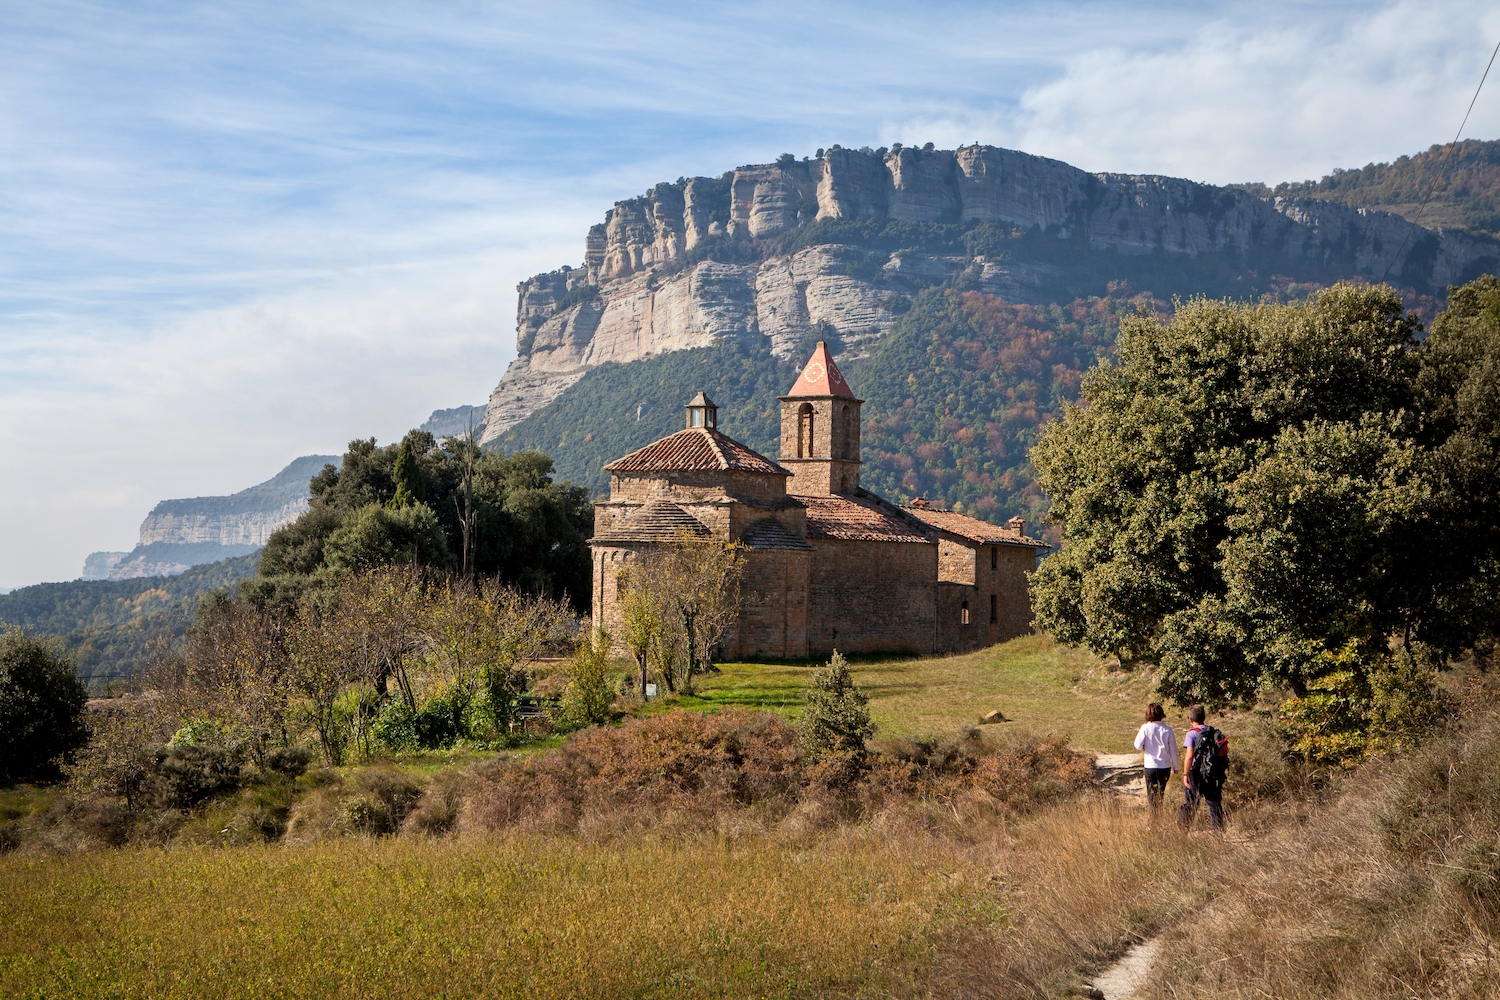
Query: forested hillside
1244,138,1500,237
0,554,259,687
493,285,1173,541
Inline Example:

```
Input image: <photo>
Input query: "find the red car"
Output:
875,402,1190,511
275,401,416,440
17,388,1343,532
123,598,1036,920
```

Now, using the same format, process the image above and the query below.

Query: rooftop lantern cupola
685,391,718,430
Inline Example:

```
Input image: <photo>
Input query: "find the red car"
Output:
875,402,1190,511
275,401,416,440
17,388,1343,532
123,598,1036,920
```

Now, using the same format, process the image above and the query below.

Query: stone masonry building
589,343,1049,659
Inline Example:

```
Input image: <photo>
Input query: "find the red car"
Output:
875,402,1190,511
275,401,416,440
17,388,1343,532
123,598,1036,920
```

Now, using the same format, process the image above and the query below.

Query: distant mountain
419,404,487,442
1237,139,1500,239
81,551,129,580
474,142,1498,447
87,454,339,580
2,554,260,688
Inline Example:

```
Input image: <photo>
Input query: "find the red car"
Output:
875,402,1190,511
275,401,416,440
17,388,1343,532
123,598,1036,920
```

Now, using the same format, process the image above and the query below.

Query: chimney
1007,516,1025,535
910,497,929,509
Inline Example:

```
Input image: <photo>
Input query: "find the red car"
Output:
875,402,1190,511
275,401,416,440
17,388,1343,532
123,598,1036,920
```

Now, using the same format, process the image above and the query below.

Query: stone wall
731,548,812,660
935,541,1039,651
806,538,937,655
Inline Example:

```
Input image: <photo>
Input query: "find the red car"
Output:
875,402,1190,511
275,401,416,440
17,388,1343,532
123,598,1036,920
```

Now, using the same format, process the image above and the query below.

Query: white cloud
895,0,1500,184
5,0,1499,587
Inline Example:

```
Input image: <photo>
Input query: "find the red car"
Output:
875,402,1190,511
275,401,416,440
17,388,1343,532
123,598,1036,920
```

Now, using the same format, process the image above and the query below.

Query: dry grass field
0,798,1230,1000
1,644,1492,999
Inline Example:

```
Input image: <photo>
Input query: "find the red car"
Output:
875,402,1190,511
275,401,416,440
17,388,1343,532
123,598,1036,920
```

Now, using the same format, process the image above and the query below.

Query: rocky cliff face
89,454,340,580
479,144,1500,445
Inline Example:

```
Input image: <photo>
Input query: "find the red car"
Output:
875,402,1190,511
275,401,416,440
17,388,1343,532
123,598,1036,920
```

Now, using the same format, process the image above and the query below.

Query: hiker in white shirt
1133,703,1179,810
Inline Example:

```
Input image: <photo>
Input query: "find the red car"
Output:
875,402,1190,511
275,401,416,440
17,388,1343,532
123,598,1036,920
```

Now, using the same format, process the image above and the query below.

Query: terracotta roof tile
741,518,814,551
604,428,790,476
903,507,1049,548
593,500,712,543
797,491,932,543
785,341,856,399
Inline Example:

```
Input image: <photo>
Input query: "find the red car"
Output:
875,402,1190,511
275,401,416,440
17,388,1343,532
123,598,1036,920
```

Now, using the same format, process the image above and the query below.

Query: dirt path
1092,752,1146,802
1089,936,1164,999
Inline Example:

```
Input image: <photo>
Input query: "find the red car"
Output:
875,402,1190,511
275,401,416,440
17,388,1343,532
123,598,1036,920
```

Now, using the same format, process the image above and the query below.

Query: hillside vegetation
1242,138,1500,238
496,286,1171,538
0,555,258,688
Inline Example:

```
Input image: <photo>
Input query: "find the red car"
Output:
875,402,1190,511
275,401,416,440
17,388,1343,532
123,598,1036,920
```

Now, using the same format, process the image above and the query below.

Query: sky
3,0,1500,588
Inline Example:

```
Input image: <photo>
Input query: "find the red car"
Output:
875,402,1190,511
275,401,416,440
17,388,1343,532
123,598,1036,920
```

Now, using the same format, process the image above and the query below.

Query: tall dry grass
0,798,1248,1000
0,830,995,999
1134,681,1500,1000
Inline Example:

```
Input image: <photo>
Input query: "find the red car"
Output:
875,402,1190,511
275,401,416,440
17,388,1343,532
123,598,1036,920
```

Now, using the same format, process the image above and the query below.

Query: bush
798,652,874,764
340,769,423,836
371,698,418,755
414,695,460,750
152,743,246,809
0,628,88,784
264,745,312,778
559,629,616,729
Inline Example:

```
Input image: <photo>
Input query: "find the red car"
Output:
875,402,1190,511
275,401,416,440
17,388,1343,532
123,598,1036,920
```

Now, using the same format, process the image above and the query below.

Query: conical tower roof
786,341,856,398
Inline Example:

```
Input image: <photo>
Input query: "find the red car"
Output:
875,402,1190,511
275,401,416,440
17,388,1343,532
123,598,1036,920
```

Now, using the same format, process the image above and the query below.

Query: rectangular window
991,546,998,571
990,594,998,623
961,602,970,625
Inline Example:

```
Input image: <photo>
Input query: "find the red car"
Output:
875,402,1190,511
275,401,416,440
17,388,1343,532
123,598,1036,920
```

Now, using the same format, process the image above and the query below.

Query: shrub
152,743,246,810
263,745,312,778
340,769,424,836
414,694,461,749
797,652,874,764
371,698,418,754
559,629,616,729
0,628,88,784
467,709,802,833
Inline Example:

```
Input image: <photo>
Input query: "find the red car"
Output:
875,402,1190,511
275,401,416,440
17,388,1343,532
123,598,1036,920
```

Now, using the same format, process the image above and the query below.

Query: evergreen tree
388,438,426,509
798,651,874,762
0,628,88,784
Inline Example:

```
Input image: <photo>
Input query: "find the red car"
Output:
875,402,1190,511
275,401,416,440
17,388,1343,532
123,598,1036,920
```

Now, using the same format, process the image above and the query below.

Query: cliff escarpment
479,143,1500,445
93,455,339,580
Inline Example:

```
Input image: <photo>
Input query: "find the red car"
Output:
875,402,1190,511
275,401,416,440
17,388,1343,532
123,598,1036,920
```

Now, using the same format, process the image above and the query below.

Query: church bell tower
779,341,863,496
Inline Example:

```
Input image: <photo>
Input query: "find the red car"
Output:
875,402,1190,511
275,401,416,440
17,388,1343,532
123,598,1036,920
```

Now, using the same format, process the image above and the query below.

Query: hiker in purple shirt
1133,702,1178,811
1179,704,1228,831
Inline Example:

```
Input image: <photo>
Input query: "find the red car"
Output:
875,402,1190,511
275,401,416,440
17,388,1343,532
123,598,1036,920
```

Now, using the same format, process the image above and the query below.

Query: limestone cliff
479,143,1500,445
92,454,340,580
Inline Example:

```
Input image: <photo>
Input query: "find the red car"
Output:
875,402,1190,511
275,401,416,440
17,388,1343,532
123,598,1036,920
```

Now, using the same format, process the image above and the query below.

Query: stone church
589,342,1048,659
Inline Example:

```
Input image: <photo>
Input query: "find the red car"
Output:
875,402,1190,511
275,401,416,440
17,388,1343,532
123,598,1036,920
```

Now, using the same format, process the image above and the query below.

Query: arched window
798,403,815,458
961,601,970,625
837,404,851,457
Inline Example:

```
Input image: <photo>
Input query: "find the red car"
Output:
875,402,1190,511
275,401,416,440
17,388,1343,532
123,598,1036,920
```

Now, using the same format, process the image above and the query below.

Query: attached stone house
589,343,1049,659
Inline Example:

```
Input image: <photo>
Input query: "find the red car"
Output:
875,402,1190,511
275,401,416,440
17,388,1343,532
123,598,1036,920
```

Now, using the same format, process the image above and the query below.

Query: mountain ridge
475,142,1499,446
86,454,339,581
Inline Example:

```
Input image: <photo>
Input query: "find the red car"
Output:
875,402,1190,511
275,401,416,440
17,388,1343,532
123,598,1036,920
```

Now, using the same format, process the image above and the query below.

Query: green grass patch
662,634,1162,753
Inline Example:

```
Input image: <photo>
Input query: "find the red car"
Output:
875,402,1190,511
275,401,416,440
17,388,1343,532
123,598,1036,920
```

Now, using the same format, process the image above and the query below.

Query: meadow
675,634,1167,752
0,638,1489,999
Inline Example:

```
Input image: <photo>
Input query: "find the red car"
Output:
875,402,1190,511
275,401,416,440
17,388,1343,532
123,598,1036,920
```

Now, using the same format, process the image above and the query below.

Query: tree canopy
255,433,592,610
1032,280,1500,706
0,627,88,784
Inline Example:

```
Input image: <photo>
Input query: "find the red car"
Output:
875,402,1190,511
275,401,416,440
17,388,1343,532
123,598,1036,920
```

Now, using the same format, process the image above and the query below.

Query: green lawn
670,634,1162,753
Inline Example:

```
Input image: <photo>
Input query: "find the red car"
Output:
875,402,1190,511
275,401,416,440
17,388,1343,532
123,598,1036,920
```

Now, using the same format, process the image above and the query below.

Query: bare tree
622,534,744,695
182,596,290,765
285,594,357,766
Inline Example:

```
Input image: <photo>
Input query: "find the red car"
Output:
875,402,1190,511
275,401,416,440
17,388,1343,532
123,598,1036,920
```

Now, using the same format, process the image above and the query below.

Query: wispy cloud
1,0,1496,586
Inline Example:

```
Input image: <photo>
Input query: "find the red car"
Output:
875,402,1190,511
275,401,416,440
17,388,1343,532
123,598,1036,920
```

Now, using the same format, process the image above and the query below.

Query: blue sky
3,0,1499,587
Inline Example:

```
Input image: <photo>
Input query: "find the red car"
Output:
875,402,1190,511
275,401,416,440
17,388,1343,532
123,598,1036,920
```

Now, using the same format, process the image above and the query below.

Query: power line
1381,38,1500,283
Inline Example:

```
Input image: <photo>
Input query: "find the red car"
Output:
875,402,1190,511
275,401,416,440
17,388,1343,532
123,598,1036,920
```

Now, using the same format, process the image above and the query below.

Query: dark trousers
1144,767,1171,809
1178,778,1224,830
